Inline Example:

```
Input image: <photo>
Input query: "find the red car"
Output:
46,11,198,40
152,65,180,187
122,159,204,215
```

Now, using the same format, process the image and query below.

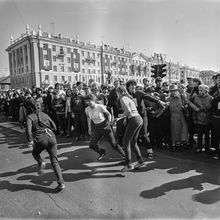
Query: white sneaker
121,165,134,172
57,183,65,191
134,162,146,169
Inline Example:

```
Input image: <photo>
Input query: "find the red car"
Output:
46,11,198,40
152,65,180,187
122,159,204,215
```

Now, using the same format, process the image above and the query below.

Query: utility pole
100,36,105,84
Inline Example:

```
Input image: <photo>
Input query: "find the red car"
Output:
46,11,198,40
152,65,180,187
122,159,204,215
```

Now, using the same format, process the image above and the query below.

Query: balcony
85,57,96,64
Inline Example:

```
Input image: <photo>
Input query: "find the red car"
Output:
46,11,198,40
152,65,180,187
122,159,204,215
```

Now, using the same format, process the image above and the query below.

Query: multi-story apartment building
180,65,200,83
6,25,156,88
164,62,181,83
200,70,217,85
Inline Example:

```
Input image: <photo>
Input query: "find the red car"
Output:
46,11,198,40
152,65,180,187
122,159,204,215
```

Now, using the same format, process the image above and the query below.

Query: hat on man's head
169,84,178,91
199,84,209,92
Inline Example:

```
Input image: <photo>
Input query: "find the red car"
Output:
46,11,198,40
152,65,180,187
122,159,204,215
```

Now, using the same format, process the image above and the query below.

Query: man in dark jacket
126,79,165,158
26,102,65,190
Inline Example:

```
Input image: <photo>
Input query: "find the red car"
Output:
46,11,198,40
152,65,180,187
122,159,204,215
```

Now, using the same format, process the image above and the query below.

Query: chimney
76,34,79,44
10,34,13,45
38,24,42,36
31,30,36,35
58,33,62,39
26,24,30,35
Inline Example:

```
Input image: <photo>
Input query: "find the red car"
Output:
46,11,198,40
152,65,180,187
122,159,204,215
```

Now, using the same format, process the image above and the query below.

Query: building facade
200,70,217,85
6,25,205,89
180,65,200,84
6,25,157,89
0,76,11,91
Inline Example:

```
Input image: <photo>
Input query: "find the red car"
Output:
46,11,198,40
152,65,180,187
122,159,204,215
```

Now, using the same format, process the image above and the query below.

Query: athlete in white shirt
84,94,125,161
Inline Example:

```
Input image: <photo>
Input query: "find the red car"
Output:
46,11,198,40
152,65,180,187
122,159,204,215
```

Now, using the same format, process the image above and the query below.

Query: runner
26,102,65,191
84,93,125,161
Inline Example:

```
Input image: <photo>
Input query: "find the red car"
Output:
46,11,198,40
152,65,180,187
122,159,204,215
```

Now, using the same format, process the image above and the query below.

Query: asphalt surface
0,115,220,219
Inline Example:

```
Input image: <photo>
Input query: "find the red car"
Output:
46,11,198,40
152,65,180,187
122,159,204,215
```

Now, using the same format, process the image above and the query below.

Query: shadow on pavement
192,187,220,204
0,180,60,194
0,145,125,193
139,155,220,204
1,119,220,203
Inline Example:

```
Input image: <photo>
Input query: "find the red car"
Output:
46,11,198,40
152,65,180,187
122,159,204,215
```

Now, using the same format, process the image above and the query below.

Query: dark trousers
116,118,127,146
50,110,59,132
73,112,87,138
66,112,73,136
212,116,220,154
32,135,64,185
148,117,162,148
89,120,125,157
196,124,211,150
57,113,66,134
123,116,143,165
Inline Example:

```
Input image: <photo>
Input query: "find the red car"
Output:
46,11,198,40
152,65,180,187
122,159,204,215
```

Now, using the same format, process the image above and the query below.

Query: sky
0,0,220,77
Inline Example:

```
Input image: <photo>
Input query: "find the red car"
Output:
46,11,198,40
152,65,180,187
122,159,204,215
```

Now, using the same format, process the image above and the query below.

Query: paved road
0,116,220,219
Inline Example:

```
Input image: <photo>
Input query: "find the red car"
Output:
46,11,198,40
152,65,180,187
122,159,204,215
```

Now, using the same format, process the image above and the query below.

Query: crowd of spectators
0,74,220,160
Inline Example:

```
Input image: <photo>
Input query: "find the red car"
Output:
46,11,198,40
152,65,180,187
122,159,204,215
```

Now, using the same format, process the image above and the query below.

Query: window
44,55,48,60
93,53,95,58
68,76,71,82
98,70,100,74
43,44,48,50
110,55,112,60
67,57,71,63
82,60,85,65
81,51,84,56
53,56,56,62
98,62,100,67
87,52,90,57
93,69,96,74
60,56,64,62
52,45,56,51
26,66,28,72
61,66,64,72
61,76,65,81
53,66,57,72
97,53,100,58
88,69,91,74
54,75,57,81
67,48,71,54
82,68,85,73
45,75,49,80
68,67,71,72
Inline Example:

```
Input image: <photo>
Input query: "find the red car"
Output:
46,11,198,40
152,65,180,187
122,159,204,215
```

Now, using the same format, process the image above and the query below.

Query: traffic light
151,65,159,78
158,64,167,78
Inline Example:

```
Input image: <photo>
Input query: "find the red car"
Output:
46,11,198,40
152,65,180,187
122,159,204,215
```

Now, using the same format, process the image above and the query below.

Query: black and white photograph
0,0,220,219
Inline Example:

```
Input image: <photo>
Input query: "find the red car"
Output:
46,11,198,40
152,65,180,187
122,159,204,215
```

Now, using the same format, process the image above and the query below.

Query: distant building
165,62,181,83
199,70,217,86
180,66,200,84
0,76,11,91
6,25,155,89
